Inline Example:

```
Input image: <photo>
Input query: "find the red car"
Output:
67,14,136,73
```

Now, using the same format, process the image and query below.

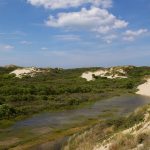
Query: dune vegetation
63,104,150,150
0,65,150,126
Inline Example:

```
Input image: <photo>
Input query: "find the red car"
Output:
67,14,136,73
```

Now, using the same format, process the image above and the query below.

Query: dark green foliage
126,82,134,89
0,104,17,119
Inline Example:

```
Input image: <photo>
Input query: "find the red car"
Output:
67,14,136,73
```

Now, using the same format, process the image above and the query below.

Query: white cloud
0,44,14,52
26,0,130,43
46,7,128,34
123,29,148,41
3,45,14,50
102,34,117,43
20,40,32,45
27,0,148,44
54,34,81,41
27,0,112,9
41,47,49,50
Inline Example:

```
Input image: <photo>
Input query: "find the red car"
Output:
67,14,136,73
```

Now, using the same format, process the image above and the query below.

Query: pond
0,95,150,149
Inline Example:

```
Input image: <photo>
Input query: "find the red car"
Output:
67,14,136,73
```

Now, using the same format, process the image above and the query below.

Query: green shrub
0,104,17,119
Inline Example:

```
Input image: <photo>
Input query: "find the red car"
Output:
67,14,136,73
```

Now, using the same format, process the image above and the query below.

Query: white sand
81,68,127,81
94,110,150,150
136,79,150,97
81,72,94,81
10,67,41,78
81,70,108,81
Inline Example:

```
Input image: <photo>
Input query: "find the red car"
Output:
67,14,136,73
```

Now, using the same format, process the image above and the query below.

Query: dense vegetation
0,66,150,121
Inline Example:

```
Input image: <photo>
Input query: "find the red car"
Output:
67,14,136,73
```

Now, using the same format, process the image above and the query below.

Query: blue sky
0,0,150,68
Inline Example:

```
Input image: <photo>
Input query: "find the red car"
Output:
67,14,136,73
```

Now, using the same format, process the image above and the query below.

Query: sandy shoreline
136,79,150,97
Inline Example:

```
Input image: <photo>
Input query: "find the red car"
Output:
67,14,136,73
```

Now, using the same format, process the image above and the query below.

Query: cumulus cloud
26,0,130,43
123,29,148,41
46,7,128,34
27,0,112,9
27,0,148,43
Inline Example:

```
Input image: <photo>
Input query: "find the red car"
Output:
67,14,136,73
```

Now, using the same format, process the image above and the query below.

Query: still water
13,95,150,129
1,95,150,149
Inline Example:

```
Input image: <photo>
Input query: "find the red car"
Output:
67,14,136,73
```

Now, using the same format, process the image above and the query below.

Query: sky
0,0,150,68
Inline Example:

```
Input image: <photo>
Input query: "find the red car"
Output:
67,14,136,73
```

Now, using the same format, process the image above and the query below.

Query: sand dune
81,68,127,81
10,67,41,78
136,79,150,97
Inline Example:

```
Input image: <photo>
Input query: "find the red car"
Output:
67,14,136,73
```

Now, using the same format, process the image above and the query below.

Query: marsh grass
109,132,150,150
63,105,149,150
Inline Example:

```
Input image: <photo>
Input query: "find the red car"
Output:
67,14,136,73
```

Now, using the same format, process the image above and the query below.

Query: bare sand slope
94,108,150,150
136,79,150,97
81,68,127,81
